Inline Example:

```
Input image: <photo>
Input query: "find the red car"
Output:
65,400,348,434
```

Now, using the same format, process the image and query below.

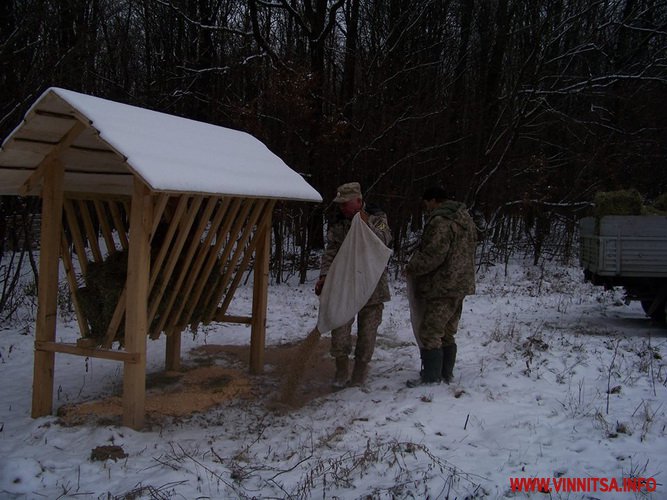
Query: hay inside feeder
76,247,222,345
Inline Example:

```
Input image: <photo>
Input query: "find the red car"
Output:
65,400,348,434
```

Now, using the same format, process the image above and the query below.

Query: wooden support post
250,212,272,374
32,159,65,417
165,332,181,371
122,179,152,430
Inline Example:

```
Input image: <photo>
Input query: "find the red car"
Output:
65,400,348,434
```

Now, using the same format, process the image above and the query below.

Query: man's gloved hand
315,275,326,296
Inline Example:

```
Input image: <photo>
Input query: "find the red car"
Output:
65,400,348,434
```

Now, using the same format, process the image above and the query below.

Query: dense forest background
1,0,667,312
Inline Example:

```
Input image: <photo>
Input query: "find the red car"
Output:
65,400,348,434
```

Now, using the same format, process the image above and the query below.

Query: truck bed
579,216,667,278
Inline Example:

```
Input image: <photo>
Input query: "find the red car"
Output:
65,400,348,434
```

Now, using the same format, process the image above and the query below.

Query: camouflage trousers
330,303,384,363
419,297,464,350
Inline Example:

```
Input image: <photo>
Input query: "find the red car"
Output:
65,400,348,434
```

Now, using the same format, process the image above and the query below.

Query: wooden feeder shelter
0,88,321,429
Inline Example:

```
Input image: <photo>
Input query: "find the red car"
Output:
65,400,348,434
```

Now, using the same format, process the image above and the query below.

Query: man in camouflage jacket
405,187,476,385
315,182,392,388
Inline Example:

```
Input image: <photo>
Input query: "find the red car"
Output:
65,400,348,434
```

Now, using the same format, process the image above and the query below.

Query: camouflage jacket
320,205,392,304
406,201,476,299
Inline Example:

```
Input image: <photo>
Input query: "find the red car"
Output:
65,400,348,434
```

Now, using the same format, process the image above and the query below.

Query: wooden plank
109,201,129,250
102,286,126,349
202,199,267,323
63,199,90,275
63,171,134,196
171,197,231,332
149,195,188,291
194,198,251,326
35,341,140,363
102,196,168,347
151,194,170,239
165,332,181,371
61,192,131,202
250,208,273,374
180,198,243,332
123,179,152,430
77,200,103,262
94,200,117,255
59,233,90,338
157,196,218,334
149,196,203,333
31,159,65,418
216,201,275,321
220,315,253,324
19,120,86,196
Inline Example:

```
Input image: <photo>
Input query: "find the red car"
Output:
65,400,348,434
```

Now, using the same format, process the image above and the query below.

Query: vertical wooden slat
250,208,273,374
63,199,90,275
165,332,181,371
149,195,188,290
194,200,253,327
170,197,231,332
102,194,177,348
31,159,65,417
122,179,152,430
216,200,276,320
179,198,244,333
149,196,203,331
202,199,267,323
77,200,103,262
109,202,129,250
151,193,170,238
60,233,90,338
152,196,216,335
94,200,116,255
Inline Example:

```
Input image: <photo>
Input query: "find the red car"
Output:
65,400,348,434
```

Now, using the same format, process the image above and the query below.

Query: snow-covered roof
0,87,322,202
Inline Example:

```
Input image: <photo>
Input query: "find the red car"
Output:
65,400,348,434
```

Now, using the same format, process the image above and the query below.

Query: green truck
579,215,667,322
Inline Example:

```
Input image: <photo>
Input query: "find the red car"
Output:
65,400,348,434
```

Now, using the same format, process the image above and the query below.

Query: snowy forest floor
1,260,666,499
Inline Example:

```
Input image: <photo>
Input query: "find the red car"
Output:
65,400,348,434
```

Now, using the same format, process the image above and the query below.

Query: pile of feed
593,189,667,217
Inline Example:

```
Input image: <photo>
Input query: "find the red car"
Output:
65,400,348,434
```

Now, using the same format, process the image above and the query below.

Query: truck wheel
641,300,666,322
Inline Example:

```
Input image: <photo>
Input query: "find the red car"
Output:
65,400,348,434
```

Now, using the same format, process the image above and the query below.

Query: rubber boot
419,347,427,378
348,360,369,387
441,344,457,384
406,348,443,387
333,357,349,390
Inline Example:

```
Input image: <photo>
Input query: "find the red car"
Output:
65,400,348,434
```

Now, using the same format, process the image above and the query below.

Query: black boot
407,348,443,387
441,344,457,384
333,357,349,390
419,347,427,378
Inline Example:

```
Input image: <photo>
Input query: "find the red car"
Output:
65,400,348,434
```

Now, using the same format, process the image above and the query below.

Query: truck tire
640,300,666,322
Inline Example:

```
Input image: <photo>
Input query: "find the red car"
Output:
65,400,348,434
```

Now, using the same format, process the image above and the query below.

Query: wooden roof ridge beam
19,120,87,196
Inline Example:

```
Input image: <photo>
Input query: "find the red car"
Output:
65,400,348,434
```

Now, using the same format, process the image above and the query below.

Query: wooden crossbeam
35,341,139,363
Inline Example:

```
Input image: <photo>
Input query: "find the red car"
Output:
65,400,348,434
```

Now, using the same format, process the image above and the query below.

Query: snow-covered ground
1,261,666,499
